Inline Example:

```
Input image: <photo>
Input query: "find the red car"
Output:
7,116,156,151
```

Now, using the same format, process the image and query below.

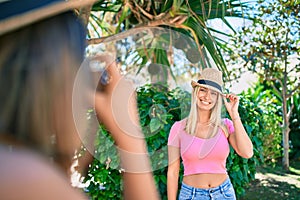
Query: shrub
242,86,282,166
83,84,263,199
226,95,264,195
83,125,122,199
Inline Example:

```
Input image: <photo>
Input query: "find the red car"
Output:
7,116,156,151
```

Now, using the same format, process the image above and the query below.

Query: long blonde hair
185,86,223,137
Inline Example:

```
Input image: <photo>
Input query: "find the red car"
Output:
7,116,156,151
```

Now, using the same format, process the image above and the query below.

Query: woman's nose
204,90,212,98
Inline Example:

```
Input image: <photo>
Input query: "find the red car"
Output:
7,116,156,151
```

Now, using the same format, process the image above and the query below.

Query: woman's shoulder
222,118,233,125
0,148,88,200
221,118,234,135
171,118,187,129
169,118,187,136
174,118,187,125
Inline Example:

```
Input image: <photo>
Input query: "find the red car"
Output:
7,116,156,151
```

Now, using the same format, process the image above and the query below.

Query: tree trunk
282,55,290,170
282,97,290,171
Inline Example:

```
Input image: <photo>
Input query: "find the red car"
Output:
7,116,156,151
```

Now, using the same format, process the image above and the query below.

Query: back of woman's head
0,11,86,163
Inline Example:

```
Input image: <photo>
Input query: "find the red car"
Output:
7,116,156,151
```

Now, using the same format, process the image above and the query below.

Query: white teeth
201,100,210,105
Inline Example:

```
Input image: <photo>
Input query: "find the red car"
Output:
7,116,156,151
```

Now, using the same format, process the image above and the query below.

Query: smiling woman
167,68,253,200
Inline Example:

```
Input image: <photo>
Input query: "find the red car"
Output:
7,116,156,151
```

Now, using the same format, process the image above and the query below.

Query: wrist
230,113,240,121
118,147,152,173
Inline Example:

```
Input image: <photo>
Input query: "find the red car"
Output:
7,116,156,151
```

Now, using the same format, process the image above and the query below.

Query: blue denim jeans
178,178,236,200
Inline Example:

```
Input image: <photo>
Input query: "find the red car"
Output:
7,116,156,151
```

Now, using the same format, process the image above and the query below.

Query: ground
238,159,300,200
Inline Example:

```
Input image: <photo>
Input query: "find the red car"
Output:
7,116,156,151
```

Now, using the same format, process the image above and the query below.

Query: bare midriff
182,173,228,189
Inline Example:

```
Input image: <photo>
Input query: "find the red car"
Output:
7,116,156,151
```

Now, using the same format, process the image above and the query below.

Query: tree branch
131,1,154,20
266,76,282,97
87,26,152,44
87,15,188,45
287,84,300,98
287,103,294,120
287,64,299,74
126,2,143,24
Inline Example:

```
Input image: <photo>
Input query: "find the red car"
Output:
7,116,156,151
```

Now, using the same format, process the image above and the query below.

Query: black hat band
197,79,222,92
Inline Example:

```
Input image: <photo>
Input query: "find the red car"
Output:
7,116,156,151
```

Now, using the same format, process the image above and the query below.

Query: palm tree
81,0,250,85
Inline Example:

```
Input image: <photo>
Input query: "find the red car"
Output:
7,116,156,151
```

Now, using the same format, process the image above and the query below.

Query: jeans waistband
181,177,232,194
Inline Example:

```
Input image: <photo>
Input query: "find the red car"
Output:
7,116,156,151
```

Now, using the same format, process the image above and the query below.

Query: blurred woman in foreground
0,1,159,199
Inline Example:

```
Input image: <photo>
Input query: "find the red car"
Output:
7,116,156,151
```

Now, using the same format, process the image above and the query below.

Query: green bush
83,84,264,199
137,85,191,199
84,125,122,199
226,95,264,195
242,86,282,166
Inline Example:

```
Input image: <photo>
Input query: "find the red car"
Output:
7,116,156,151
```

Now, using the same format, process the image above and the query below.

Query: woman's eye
211,92,217,96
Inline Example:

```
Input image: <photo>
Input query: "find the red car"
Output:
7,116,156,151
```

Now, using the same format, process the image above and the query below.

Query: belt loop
191,187,195,199
220,180,224,193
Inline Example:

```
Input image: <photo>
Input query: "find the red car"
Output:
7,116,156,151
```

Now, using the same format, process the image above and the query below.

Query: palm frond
87,0,252,83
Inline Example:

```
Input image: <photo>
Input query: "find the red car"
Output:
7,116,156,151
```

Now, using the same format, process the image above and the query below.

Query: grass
238,159,300,200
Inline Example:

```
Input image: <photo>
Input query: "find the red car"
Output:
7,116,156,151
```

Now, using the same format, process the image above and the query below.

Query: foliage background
79,0,300,199
83,84,270,199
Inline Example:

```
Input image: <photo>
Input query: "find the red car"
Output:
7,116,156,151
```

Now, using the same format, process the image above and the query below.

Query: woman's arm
93,55,160,200
167,146,181,200
223,94,253,158
228,116,253,158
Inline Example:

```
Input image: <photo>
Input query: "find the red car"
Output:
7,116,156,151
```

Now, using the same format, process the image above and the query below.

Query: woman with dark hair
167,68,253,200
0,1,159,199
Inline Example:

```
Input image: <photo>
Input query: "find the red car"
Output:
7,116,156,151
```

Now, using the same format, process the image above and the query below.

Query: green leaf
160,175,167,184
149,118,162,133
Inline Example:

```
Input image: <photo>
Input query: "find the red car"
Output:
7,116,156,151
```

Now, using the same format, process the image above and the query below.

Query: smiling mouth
200,100,211,105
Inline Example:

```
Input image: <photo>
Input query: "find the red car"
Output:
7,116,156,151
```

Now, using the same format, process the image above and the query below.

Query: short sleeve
223,118,235,134
167,121,181,147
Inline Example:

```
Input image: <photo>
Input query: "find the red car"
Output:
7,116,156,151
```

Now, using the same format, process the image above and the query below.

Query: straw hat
191,68,224,93
0,0,96,36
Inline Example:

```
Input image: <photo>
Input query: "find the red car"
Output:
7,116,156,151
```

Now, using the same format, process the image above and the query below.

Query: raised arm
93,55,160,200
223,94,253,158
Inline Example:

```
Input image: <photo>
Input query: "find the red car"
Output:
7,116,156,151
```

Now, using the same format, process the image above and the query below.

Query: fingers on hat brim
191,80,198,88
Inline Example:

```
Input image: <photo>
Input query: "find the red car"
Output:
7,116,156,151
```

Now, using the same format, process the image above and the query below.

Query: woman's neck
197,110,211,124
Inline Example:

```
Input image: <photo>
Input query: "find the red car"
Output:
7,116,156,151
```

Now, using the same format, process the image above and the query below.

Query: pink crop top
167,118,234,176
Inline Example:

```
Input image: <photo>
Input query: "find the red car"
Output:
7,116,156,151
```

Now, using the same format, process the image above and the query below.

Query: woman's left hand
223,93,240,118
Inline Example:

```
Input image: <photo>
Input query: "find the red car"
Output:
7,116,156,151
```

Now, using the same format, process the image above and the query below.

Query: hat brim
0,0,96,35
191,80,222,94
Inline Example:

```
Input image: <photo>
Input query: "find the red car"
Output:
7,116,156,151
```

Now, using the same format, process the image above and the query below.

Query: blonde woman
167,68,253,200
